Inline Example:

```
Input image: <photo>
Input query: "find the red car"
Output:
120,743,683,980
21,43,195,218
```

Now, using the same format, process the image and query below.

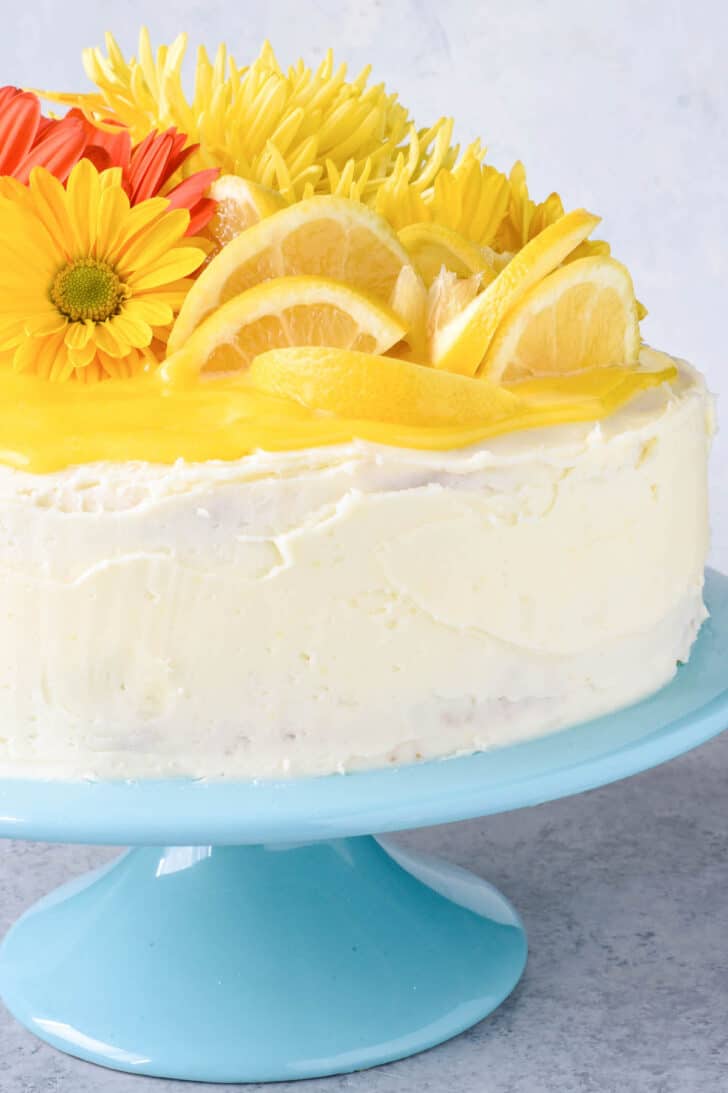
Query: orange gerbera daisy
66,111,219,235
0,91,218,235
0,87,88,183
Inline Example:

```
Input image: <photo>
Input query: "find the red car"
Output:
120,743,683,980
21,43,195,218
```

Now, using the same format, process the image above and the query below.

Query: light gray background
0,3,726,1091
1,0,726,566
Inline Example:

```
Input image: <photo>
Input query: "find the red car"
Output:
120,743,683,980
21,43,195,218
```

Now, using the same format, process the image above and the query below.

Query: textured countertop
1,730,726,1093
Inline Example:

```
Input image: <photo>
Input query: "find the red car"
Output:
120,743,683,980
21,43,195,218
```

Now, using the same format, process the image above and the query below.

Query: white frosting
0,357,712,780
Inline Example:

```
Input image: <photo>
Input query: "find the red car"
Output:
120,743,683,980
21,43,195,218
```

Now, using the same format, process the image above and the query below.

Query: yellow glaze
0,361,676,473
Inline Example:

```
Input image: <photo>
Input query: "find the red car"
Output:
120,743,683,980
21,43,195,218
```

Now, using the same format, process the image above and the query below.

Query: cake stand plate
0,569,726,1084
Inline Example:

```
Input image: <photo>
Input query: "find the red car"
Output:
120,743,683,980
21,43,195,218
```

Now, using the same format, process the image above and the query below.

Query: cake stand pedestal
1,569,726,1084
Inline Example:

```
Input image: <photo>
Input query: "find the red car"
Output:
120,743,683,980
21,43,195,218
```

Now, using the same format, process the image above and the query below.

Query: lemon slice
483,256,640,382
431,208,601,377
248,346,522,426
161,276,407,383
205,175,288,248
398,223,498,287
169,196,411,354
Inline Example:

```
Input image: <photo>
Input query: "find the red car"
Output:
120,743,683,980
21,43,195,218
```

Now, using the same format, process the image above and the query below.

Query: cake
0,32,712,780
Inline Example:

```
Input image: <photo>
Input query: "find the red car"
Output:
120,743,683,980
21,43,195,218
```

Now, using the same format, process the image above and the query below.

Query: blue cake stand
1,569,727,1084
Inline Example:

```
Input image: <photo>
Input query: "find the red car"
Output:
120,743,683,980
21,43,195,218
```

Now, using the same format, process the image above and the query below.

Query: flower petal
108,309,153,348
124,296,173,326
0,88,40,176
33,329,69,380
68,338,98,368
66,159,100,255
25,310,67,337
14,116,88,185
26,167,75,262
117,206,189,273
127,245,205,291
63,320,95,349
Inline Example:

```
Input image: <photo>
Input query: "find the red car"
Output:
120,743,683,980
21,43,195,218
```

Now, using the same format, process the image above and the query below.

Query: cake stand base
0,836,526,1083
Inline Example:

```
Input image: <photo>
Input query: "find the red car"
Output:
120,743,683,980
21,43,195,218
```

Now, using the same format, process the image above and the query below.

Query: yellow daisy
0,159,207,382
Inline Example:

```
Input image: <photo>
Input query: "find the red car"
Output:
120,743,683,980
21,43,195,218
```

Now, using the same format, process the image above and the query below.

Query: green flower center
50,259,128,323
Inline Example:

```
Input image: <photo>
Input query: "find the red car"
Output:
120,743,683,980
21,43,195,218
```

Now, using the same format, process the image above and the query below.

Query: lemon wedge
161,276,406,383
247,346,522,426
205,175,288,248
398,222,498,287
169,196,411,353
426,270,483,357
389,265,429,359
482,256,640,382
431,208,601,377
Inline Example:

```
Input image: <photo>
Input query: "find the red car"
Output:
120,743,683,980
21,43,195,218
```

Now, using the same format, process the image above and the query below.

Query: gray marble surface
1,731,726,1092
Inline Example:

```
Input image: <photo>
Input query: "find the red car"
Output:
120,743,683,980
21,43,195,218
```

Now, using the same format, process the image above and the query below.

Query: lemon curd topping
49,259,128,323
0,354,676,473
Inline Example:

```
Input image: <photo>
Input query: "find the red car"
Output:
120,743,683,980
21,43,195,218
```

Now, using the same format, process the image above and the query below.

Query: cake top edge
0,354,704,495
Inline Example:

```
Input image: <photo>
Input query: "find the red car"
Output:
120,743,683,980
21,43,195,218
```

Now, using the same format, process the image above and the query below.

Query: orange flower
67,112,218,235
0,91,218,235
0,87,88,183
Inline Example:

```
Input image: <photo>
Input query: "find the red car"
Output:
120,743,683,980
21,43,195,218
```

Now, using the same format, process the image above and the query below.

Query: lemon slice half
205,175,288,248
399,222,499,287
248,346,522,426
162,276,407,383
482,256,640,382
431,208,601,377
169,196,411,353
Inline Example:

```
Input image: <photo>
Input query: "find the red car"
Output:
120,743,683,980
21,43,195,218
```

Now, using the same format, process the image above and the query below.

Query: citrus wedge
482,256,640,382
205,175,288,248
431,208,601,377
426,270,483,355
169,196,411,353
161,276,407,383
389,264,429,359
398,222,498,287
247,346,522,426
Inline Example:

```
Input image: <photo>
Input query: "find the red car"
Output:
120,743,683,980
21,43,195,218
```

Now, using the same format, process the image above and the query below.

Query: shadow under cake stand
0,568,726,1084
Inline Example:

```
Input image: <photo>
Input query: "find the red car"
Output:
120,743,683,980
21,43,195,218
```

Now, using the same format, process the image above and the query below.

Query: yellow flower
45,31,414,203
43,29,629,293
427,147,510,247
43,32,466,217
0,160,206,382
495,162,562,251
495,161,611,262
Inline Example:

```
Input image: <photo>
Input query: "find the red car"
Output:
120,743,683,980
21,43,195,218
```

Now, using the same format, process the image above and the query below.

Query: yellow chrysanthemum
0,160,206,382
495,162,561,251
426,148,510,247
42,32,472,220
494,161,610,262
45,31,416,202
42,33,568,248
43,29,638,303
